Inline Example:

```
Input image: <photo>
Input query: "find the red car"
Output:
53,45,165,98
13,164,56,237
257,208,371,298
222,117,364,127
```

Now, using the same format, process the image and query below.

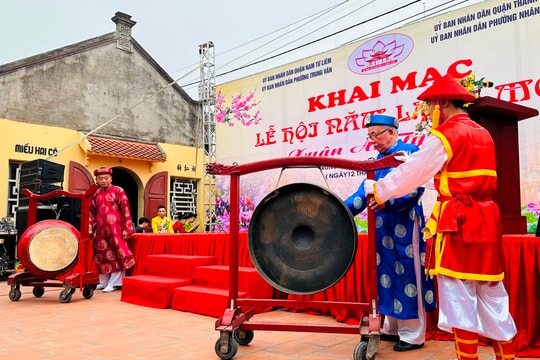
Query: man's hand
394,151,409,162
364,179,375,195
368,196,385,211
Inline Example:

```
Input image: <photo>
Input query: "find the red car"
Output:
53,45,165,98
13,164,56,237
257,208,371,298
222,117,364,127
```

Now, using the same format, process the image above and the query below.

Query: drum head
248,183,357,294
18,219,79,278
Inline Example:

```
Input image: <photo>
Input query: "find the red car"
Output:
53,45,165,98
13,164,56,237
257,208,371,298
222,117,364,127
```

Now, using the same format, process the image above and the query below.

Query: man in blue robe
344,114,436,352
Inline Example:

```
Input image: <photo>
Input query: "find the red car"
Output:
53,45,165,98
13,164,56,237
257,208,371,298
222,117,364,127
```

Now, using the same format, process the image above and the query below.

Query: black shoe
393,340,424,352
379,333,400,342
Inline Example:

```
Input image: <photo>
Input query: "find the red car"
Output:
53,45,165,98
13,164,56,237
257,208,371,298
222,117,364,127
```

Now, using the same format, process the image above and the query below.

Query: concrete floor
0,281,534,360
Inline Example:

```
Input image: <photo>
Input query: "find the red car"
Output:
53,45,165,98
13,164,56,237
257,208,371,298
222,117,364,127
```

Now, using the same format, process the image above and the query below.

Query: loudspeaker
19,183,62,195
20,159,64,185
18,184,63,208
18,159,65,208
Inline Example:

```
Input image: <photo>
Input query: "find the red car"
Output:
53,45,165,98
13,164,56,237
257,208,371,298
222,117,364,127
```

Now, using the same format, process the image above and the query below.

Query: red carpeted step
190,265,273,296
171,265,273,317
172,287,250,317
121,275,191,309
142,254,217,278
121,255,218,308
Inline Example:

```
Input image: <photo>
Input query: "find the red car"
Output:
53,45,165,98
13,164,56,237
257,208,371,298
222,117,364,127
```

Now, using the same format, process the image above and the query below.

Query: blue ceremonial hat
365,114,399,128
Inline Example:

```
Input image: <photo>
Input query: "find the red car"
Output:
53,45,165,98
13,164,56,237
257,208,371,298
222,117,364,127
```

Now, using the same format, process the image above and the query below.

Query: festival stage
75,232,540,357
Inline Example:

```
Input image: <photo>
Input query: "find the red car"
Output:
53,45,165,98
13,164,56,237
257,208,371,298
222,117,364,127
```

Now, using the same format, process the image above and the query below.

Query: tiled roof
86,135,166,161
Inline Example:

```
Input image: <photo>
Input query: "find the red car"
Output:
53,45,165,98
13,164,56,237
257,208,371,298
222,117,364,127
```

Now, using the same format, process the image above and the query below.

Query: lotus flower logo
348,33,414,75
360,40,404,65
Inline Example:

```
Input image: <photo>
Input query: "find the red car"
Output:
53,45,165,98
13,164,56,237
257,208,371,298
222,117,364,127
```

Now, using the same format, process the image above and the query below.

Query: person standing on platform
89,167,136,293
363,74,517,360
151,204,174,233
135,217,151,233
344,114,436,352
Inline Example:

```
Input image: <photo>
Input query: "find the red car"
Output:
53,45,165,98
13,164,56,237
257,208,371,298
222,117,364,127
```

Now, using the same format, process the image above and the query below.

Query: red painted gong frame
207,155,401,358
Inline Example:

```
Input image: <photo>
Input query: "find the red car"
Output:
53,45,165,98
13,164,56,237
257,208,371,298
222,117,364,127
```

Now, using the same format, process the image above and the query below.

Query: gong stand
207,155,401,359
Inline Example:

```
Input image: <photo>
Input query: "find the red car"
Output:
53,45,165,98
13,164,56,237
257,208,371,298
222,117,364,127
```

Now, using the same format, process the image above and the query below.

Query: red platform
126,232,540,357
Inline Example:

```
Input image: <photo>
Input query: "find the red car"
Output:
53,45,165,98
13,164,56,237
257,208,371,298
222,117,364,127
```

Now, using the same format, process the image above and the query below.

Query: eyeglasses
366,128,389,140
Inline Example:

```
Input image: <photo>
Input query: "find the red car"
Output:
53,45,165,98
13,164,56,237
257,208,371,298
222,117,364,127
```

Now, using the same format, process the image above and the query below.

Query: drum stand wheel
32,286,45,297
8,285,21,301
59,287,76,303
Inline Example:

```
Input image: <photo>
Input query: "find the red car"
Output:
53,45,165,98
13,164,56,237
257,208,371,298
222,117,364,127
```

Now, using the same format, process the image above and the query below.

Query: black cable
181,0,477,90
180,0,419,88
343,0,470,45
219,1,349,71
229,1,376,70
168,1,348,77
216,0,421,78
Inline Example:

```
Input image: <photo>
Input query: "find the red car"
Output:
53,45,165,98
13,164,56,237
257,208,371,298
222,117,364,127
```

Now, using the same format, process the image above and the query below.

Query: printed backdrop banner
214,0,540,233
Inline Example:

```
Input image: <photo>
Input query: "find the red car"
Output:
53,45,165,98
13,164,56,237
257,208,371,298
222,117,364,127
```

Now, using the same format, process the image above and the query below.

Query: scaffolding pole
199,41,217,232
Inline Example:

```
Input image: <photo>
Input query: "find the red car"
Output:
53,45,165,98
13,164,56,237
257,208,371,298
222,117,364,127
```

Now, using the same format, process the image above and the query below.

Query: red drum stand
7,185,99,303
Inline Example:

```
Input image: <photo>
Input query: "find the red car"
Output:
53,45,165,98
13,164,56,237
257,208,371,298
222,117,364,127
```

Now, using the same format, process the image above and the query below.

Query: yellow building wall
0,118,204,219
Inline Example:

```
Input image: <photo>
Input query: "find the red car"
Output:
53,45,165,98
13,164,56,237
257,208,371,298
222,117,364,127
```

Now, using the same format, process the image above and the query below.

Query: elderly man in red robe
89,167,135,293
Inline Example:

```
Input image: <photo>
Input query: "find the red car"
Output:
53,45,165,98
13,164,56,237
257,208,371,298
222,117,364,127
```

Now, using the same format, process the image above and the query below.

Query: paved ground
0,281,534,360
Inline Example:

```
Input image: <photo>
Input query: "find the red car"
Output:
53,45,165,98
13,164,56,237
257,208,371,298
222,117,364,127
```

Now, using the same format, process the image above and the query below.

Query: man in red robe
89,167,135,292
364,74,517,359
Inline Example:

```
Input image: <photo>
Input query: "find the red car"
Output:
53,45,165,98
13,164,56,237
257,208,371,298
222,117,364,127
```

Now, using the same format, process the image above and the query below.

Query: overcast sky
1,0,483,97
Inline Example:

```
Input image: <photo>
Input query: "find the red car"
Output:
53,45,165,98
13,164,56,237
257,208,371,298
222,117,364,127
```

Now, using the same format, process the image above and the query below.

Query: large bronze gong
248,183,357,294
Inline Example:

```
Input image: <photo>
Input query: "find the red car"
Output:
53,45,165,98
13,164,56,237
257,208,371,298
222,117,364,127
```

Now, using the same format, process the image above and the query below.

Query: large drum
17,219,79,278
248,183,357,294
